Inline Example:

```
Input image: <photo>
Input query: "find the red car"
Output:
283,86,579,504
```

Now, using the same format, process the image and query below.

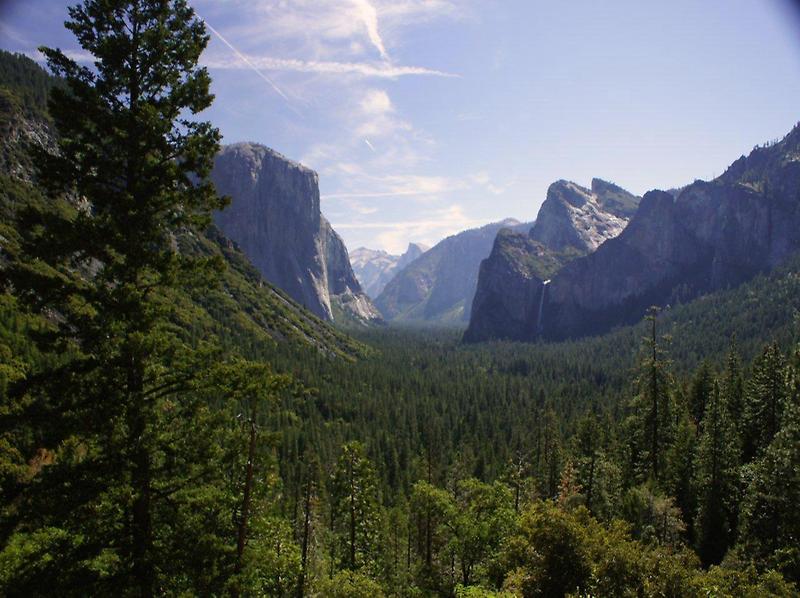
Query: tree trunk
236,404,258,575
297,473,313,598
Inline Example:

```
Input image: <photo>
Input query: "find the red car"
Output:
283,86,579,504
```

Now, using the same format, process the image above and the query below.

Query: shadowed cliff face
211,143,381,324
465,179,640,342
467,124,800,343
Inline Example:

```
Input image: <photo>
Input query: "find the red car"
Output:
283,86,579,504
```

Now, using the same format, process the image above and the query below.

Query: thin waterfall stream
537,279,551,335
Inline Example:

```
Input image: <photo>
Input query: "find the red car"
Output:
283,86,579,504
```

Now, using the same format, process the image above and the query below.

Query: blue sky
2,1,800,253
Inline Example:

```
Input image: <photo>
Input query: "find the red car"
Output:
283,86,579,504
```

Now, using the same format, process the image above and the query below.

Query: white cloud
191,0,473,251
333,204,483,253
352,0,388,59
202,53,456,79
360,89,393,115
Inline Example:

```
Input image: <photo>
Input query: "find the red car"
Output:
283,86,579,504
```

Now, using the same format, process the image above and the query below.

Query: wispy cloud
352,0,388,59
332,204,484,253
199,18,291,103
202,53,457,79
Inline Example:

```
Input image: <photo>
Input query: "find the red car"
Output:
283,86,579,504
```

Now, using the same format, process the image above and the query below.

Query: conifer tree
738,400,800,583
688,360,713,427
694,382,738,566
626,307,674,483
538,408,561,499
742,343,787,462
1,1,235,594
721,337,745,440
330,442,382,575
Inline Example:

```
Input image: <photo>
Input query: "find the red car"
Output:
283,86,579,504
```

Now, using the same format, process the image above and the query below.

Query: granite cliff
467,124,800,342
375,219,531,324
211,143,381,324
465,179,640,342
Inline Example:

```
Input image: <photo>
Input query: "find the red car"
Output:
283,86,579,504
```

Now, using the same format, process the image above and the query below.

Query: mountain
210,143,381,325
375,219,532,324
350,242,429,299
0,51,364,359
465,179,640,342
468,124,800,342
531,178,639,253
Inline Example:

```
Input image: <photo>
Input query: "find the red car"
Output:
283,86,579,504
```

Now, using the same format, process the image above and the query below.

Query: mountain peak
531,178,638,253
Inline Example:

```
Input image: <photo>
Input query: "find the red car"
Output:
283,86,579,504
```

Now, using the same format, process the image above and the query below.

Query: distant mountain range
350,243,429,299
466,124,800,342
374,219,532,324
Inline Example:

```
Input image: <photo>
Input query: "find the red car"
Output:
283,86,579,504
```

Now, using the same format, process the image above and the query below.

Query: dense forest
1,2,799,596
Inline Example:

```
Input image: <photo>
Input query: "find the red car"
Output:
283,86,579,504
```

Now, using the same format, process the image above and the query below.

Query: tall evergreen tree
0,1,238,594
330,442,382,575
721,337,745,441
742,343,787,462
626,307,674,483
688,360,713,427
738,400,800,584
694,382,738,566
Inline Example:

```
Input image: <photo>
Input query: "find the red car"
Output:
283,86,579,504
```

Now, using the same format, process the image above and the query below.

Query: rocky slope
468,124,800,342
211,143,381,325
0,51,365,358
375,219,531,324
350,242,429,298
465,179,640,342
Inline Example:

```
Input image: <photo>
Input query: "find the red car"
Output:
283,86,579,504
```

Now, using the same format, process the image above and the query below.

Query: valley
2,1,800,594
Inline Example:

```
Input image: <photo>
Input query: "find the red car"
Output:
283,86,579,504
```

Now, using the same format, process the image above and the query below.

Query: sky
2,1,800,253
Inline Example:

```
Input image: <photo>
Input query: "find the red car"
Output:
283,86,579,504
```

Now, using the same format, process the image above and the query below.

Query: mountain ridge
375,218,531,324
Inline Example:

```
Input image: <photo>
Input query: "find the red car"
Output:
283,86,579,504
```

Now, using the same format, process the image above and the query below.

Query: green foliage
500,503,592,597
694,382,739,566
742,343,788,461
0,50,59,116
737,402,800,584
625,308,676,483
330,441,383,575
315,569,386,597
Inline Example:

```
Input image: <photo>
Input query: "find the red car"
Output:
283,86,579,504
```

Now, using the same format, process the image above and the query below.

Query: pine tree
538,408,561,500
721,337,745,441
694,381,738,566
572,412,601,514
627,307,674,483
688,360,713,427
1,1,236,594
742,343,787,462
738,401,800,583
330,442,382,575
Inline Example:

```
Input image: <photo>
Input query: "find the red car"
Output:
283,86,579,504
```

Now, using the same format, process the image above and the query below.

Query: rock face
468,124,800,342
350,242,429,299
211,143,381,324
465,179,640,342
375,219,532,323
531,179,639,253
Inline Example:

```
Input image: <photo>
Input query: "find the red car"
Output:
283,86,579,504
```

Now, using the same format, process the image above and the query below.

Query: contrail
202,19,290,102
363,139,376,152
189,4,295,110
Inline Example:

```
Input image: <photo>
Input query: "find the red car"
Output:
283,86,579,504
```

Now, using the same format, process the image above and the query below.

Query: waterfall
537,279,551,335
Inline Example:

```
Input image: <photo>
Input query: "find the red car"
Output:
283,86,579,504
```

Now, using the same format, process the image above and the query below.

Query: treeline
0,50,59,116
